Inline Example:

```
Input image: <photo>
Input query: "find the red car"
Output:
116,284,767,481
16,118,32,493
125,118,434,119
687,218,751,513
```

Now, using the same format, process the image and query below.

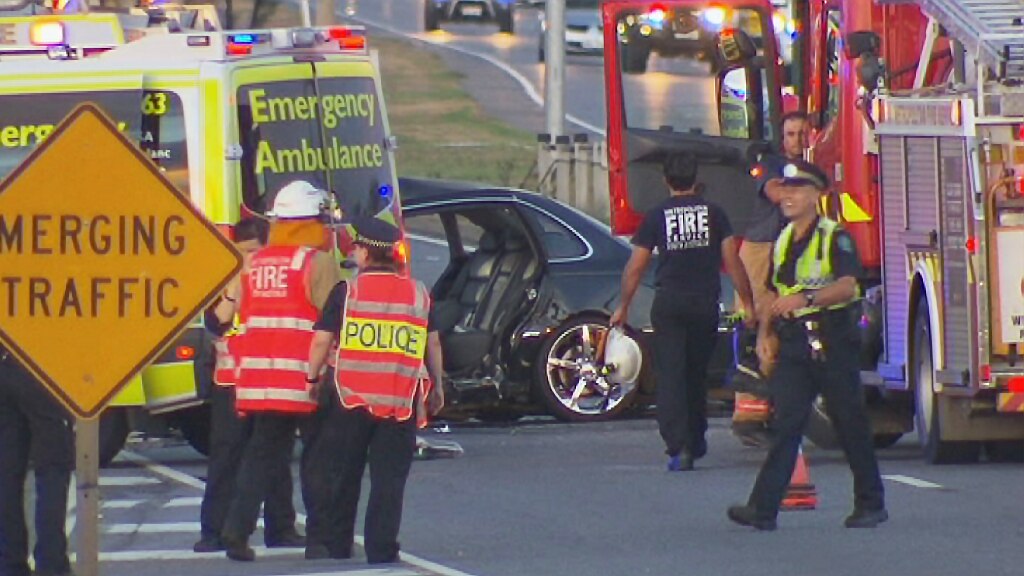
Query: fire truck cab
0,0,402,463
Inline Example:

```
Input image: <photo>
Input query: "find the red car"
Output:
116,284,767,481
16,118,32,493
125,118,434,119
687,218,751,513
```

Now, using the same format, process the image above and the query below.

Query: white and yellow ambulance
0,0,402,462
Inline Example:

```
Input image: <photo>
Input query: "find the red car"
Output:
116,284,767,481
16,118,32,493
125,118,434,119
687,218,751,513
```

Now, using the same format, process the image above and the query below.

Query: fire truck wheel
912,302,981,464
99,408,130,468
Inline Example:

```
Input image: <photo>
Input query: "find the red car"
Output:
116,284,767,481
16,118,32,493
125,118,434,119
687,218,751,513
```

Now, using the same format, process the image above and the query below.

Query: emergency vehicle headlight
30,21,65,46
702,7,727,27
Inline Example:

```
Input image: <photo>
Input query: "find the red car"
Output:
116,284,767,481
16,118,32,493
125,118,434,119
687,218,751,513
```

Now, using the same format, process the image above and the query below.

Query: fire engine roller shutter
938,137,973,379
879,135,908,369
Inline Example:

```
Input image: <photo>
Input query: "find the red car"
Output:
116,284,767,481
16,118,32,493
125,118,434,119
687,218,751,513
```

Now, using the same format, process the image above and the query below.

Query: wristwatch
305,375,319,384
804,291,816,306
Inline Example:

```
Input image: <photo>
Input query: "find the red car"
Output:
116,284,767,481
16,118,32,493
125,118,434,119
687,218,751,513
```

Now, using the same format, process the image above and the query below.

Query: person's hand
770,294,808,318
223,276,242,303
427,382,445,415
609,305,627,327
740,304,757,330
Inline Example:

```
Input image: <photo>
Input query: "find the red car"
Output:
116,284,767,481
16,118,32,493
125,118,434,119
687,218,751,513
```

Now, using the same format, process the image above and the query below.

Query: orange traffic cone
780,444,817,511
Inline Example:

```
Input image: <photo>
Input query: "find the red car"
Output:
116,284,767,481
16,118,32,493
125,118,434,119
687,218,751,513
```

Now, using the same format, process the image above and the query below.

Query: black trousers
301,382,347,550
199,385,296,543
332,406,416,564
748,323,885,518
221,412,318,544
0,360,74,576
651,291,720,458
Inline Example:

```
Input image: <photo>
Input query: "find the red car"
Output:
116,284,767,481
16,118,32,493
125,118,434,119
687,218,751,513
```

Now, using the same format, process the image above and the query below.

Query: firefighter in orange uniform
194,218,305,553
306,216,444,564
220,181,342,562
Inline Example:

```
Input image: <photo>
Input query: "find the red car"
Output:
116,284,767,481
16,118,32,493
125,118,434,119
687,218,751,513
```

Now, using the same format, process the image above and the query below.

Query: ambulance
0,0,402,463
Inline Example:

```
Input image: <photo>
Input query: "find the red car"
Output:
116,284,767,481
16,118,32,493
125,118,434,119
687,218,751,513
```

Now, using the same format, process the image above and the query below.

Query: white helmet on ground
267,180,327,219
603,327,642,385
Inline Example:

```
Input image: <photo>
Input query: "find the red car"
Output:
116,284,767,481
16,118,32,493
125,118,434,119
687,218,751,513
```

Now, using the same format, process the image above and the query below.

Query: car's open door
601,0,785,236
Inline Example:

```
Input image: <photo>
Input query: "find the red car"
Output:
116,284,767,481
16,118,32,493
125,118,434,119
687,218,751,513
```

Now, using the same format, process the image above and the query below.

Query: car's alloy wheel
537,317,638,421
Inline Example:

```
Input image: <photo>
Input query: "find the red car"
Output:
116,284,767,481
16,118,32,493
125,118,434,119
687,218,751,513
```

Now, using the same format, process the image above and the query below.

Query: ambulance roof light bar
225,25,367,56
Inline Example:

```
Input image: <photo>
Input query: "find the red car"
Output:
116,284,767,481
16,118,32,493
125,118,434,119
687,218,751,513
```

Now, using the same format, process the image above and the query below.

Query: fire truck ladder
914,0,1024,80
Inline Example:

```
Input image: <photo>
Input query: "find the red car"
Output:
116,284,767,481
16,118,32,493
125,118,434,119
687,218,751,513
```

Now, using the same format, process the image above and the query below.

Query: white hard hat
603,327,642,385
267,180,327,219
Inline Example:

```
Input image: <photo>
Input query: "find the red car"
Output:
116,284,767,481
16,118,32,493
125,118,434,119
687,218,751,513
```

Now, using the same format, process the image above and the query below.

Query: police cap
352,216,401,248
780,160,829,191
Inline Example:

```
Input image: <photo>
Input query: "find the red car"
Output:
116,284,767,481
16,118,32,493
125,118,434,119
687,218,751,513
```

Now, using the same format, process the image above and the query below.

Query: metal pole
544,0,566,138
75,417,100,576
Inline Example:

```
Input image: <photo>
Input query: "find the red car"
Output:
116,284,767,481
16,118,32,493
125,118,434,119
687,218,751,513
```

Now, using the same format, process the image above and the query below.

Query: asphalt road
341,0,721,139
65,420,1024,576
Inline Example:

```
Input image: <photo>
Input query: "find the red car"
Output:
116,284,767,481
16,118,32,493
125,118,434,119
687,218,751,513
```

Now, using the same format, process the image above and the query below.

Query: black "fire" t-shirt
632,193,732,299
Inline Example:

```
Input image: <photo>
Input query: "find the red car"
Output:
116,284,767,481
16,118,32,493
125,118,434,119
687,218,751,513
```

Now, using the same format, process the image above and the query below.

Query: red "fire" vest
334,272,431,426
235,245,320,414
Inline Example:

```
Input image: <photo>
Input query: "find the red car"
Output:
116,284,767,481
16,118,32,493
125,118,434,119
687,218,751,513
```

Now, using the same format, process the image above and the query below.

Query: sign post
0,104,242,575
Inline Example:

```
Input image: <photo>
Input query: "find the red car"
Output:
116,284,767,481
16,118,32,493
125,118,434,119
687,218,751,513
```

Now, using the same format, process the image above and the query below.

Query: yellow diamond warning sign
0,104,242,419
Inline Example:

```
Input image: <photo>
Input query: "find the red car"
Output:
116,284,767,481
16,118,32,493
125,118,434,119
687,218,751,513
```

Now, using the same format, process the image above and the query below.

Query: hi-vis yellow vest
771,217,856,317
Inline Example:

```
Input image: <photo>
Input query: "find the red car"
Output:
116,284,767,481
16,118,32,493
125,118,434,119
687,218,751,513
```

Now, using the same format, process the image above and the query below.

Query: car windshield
235,75,397,223
614,4,770,136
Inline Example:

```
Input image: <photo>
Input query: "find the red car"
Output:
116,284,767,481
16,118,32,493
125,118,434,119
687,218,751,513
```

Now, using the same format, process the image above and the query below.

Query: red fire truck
602,0,1024,463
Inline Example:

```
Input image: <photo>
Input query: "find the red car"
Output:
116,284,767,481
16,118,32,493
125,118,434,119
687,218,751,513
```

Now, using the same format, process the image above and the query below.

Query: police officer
727,160,887,530
611,151,756,471
0,352,74,576
194,217,304,553
306,216,444,564
221,181,342,561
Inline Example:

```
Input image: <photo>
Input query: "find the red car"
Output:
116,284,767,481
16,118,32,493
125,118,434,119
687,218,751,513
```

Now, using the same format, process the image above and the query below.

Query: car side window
404,212,450,289
453,213,484,251
528,208,588,260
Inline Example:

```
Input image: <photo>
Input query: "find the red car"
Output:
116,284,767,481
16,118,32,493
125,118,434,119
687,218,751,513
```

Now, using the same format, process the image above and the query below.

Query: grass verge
373,36,539,188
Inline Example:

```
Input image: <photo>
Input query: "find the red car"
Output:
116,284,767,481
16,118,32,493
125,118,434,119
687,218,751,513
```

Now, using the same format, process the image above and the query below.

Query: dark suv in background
424,0,516,33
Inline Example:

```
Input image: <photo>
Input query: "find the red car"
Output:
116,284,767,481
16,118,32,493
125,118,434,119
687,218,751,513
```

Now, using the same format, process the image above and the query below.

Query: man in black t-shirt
612,151,756,471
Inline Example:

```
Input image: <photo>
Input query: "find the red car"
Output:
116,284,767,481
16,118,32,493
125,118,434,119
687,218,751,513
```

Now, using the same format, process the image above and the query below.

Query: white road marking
346,14,606,136
163,496,203,508
70,545,301,562
105,520,265,534
103,499,145,509
123,450,480,576
98,476,160,486
883,474,943,489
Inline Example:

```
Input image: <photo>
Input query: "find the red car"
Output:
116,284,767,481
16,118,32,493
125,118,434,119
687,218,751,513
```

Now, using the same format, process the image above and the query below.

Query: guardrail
535,133,609,221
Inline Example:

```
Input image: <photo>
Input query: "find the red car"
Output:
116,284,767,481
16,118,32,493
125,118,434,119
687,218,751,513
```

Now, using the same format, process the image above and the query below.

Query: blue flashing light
378,185,393,198
647,9,666,26
232,34,256,45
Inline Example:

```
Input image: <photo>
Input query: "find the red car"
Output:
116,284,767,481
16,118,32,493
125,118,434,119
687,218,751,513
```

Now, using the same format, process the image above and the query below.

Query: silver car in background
537,0,603,62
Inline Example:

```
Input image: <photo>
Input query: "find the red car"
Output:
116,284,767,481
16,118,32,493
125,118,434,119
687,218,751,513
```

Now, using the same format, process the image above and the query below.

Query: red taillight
227,43,252,55
965,236,977,254
1008,376,1024,393
329,27,353,39
176,346,195,360
980,364,992,384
